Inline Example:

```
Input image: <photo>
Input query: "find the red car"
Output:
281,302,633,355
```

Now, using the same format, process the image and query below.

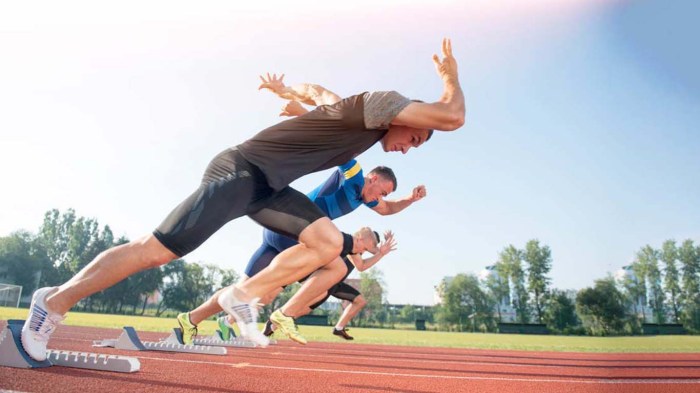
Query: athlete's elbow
441,113,465,131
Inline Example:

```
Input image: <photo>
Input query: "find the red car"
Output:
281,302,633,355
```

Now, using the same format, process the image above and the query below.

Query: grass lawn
3,307,699,353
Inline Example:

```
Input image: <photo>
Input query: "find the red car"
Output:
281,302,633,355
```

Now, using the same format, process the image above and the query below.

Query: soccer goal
0,283,22,307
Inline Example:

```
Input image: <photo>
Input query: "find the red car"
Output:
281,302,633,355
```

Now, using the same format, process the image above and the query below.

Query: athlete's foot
21,287,65,361
218,288,269,347
270,310,307,345
176,312,198,345
332,327,354,340
262,319,275,337
217,316,235,341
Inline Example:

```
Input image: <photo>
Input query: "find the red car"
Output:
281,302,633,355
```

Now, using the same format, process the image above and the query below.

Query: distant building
479,265,516,322
614,265,655,323
433,276,454,305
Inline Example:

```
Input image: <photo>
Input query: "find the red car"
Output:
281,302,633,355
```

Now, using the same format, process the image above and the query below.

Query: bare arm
258,73,342,106
372,185,427,216
391,38,465,131
347,231,397,272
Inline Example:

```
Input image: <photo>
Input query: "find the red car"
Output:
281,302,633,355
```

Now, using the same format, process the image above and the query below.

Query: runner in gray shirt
21,38,464,354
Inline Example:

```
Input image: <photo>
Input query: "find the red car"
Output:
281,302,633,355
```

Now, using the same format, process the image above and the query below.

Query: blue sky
1,0,698,305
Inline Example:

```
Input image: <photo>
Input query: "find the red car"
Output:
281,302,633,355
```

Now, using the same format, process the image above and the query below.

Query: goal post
0,283,23,307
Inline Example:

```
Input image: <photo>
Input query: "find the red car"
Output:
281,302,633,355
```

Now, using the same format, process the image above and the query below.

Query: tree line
0,209,238,317
434,239,700,335
2,209,699,335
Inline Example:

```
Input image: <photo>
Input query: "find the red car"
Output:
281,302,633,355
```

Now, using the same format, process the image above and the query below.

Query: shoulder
363,91,412,129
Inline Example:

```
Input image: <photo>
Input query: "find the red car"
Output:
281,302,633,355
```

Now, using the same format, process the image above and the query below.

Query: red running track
2,324,700,393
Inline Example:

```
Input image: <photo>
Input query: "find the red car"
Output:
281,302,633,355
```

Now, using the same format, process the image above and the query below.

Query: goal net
0,283,22,307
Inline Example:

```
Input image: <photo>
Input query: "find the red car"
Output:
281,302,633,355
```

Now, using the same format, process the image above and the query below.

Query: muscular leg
336,295,367,329
280,256,347,318
46,234,177,314
235,217,342,301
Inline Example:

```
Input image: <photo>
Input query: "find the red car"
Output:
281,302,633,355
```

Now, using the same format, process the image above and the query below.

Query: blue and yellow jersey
306,159,378,220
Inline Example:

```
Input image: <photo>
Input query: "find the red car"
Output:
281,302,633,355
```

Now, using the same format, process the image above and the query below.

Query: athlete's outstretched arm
348,231,397,272
390,38,465,131
372,185,426,216
258,73,342,106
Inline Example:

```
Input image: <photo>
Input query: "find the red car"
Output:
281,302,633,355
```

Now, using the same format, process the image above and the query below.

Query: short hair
354,227,380,253
369,166,397,192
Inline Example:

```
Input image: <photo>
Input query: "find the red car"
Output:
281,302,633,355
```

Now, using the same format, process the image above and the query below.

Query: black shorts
308,256,360,310
153,148,325,257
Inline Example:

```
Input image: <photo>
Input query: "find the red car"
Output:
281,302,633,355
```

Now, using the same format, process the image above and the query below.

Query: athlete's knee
132,234,178,269
354,295,367,308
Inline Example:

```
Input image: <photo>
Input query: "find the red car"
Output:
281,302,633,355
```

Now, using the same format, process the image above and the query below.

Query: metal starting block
162,328,257,348
0,320,140,373
92,326,226,356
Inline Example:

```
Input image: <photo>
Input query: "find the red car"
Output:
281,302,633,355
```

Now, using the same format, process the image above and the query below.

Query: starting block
93,326,226,356
0,320,139,373
161,328,257,348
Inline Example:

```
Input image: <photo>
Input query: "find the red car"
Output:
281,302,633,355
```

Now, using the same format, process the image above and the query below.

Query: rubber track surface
2,323,700,392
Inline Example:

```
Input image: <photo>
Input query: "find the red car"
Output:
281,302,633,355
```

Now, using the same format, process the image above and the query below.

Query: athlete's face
361,175,394,204
381,125,430,154
353,229,379,254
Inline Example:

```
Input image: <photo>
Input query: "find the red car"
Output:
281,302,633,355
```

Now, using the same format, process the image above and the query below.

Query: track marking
52,335,700,371
134,355,700,385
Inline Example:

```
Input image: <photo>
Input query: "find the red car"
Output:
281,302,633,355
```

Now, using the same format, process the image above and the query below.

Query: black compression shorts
308,256,360,310
153,148,326,257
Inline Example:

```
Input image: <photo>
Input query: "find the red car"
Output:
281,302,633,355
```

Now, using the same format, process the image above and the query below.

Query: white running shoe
217,288,269,347
21,287,65,361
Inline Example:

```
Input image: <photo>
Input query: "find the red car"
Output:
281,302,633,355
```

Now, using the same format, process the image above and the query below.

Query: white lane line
134,355,700,385
52,335,700,371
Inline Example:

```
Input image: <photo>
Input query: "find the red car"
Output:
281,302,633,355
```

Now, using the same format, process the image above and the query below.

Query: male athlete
174,73,424,345
262,230,397,342
176,162,408,345
22,38,464,357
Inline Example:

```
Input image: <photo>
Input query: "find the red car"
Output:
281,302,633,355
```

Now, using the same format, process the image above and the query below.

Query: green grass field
3,307,699,353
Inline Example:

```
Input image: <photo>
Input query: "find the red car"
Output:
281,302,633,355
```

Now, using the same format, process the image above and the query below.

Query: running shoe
218,288,269,347
177,312,198,345
21,287,64,361
332,327,354,340
262,319,275,337
217,316,236,341
270,309,307,345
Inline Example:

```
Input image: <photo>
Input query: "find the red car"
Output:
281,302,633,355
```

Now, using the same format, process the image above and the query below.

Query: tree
0,231,54,295
358,268,386,326
436,274,494,332
37,209,115,285
678,240,700,331
483,262,510,322
399,304,416,323
661,240,681,323
637,245,665,324
543,289,578,333
576,277,627,336
524,240,552,324
159,260,214,313
500,245,529,323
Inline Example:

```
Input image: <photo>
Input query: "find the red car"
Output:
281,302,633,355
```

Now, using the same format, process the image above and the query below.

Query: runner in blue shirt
177,77,427,344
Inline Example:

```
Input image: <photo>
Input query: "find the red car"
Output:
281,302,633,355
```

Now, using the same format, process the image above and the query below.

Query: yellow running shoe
270,309,307,345
176,312,198,345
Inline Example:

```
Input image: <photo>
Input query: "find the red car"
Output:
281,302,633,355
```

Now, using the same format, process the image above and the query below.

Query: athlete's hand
258,73,286,95
409,185,427,202
432,38,458,83
378,230,397,257
279,101,309,117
